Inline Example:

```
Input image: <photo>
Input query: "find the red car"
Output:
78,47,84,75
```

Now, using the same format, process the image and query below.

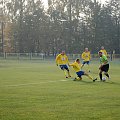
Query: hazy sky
42,0,110,8
98,0,110,4
42,0,48,8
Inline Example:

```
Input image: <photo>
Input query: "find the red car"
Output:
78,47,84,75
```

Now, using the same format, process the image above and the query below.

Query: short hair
98,51,103,54
85,48,88,50
101,46,104,49
76,58,80,62
61,51,65,54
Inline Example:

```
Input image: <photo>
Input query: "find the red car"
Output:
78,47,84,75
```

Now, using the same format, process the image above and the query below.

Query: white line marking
60,80,68,82
5,79,70,87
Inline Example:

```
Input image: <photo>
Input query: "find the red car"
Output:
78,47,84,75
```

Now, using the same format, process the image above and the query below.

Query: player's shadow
73,80,120,86
101,81,120,86
73,80,94,84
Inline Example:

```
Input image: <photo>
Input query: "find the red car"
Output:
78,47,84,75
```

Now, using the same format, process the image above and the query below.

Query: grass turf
0,60,120,120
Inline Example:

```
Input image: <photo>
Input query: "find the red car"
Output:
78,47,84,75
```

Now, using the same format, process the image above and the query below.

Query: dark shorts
101,64,109,72
82,61,90,65
76,71,85,77
59,65,69,71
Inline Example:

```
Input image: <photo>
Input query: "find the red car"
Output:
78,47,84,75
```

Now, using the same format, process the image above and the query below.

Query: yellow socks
87,75,93,80
63,70,67,77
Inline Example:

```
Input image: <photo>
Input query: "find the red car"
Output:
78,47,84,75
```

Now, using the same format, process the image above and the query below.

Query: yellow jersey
81,51,91,61
100,49,107,56
56,54,69,65
70,61,81,72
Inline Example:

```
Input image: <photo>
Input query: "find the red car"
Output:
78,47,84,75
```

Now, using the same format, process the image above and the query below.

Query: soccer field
0,60,120,120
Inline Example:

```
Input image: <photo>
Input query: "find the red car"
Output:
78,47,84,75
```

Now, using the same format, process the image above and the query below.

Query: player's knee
99,72,102,75
99,70,103,74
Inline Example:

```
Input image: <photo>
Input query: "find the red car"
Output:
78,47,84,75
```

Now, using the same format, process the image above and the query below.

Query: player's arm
99,60,108,69
70,62,80,69
66,56,70,65
69,63,75,67
103,55,108,65
55,55,60,66
63,55,70,67
81,52,85,60
89,52,91,60
105,50,107,56
102,59,108,65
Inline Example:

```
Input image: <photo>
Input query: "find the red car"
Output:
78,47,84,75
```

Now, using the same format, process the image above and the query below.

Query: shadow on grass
72,79,120,86
72,80,95,84
101,81,120,86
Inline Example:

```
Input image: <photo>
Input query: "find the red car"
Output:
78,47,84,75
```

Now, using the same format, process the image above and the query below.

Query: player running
98,51,110,81
81,48,91,72
55,51,71,78
70,58,97,82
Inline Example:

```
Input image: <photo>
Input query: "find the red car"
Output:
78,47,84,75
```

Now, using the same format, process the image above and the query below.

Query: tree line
0,0,120,54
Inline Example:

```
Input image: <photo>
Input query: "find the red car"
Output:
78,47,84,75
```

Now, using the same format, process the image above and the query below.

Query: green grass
0,60,120,120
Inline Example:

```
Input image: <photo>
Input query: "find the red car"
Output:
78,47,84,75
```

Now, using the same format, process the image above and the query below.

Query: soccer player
81,48,91,72
55,51,71,78
100,46,107,57
98,51,110,81
70,58,97,82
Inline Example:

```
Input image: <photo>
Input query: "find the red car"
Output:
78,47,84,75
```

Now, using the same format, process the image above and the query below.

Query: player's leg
104,64,110,79
99,64,107,81
87,61,90,72
78,71,93,80
74,71,83,81
104,72,110,78
64,70,68,78
64,65,71,78
81,61,85,70
60,65,68,78
84,71,93,80
84,72,97,82
67,69,71,78
74,77,82,81
99,70,103,81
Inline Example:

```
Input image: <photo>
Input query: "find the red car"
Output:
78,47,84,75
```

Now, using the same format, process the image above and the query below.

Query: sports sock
99,73,102,80
63,70,67,77
67,71,71,77
88,65,90,72
87,75,93,80
105,73,109,78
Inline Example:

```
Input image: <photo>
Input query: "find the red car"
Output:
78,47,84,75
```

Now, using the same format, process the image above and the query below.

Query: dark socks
99,73,102,80
105,73,109,78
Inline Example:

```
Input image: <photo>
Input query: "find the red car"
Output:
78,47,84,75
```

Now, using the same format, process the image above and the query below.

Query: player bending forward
98,51,110,81
56,51,71,78
70,58,97,82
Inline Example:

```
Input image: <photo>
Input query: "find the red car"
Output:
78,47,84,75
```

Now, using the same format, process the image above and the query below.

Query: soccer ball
102,77,106,81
